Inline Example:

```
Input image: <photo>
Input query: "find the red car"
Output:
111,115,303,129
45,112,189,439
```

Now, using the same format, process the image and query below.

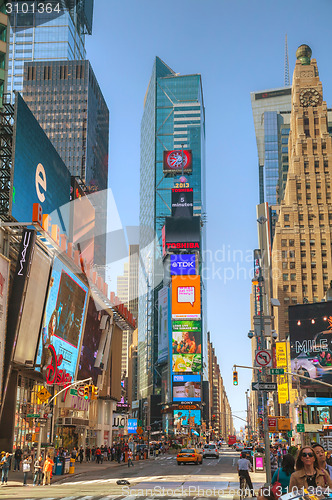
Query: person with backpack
13,446,22,471
271,454,295,496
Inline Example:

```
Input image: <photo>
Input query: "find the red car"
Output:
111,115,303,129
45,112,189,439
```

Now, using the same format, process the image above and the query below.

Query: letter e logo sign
35,163,47,203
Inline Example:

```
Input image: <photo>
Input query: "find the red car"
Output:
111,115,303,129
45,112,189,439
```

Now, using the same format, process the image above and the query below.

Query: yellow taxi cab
177,448,203,465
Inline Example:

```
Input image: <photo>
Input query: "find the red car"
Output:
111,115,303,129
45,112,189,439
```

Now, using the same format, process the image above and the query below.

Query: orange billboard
171,275,201,319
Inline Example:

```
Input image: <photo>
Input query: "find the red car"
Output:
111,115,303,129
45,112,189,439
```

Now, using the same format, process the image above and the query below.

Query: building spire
284,34,290,86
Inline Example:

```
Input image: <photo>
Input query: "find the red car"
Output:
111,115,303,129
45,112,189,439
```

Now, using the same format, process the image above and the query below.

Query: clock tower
272,45,332,339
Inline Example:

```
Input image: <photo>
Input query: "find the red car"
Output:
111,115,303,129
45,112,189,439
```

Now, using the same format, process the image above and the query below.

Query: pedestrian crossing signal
84,385,89,400
233,370,238,386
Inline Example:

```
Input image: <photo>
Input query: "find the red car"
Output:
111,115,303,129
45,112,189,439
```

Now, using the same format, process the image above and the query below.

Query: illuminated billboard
289,302,332,389
171,188,193,217
128,419,138,434
173,374,201,402
11,93,71,233
165,216,200,252
36,257,89,379
170,254,196,276
173,409,201,426
172,320,202,373
171,275,201,319
157,287,170,363
163,150,192,174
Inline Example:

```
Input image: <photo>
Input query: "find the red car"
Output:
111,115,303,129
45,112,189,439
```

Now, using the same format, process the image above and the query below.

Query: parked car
235,443,245,451
177,448,203,465
203,444,219,459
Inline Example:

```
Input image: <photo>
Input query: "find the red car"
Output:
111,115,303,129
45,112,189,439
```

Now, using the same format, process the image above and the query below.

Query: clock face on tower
299,88,321,107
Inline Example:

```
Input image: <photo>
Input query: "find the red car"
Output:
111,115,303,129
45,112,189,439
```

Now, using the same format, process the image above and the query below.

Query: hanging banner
276,341,289,404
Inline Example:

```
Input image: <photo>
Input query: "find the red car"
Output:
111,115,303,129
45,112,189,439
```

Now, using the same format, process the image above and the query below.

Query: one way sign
251,382,277,391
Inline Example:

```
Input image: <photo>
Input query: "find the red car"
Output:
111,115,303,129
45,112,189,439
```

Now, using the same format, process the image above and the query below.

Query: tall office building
272,45,332,340
138,57,206,399
251,87,292,205
22,60,109,270
0,4,8,106
7,0,93,95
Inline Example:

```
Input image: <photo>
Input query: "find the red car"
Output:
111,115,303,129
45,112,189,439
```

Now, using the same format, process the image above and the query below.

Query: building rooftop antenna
284,34,290,87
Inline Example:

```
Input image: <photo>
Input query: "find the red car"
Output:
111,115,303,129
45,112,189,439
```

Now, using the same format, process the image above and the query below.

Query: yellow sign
37,387,51,402
278,417,291,431
137,427,143,435
276,342,288,404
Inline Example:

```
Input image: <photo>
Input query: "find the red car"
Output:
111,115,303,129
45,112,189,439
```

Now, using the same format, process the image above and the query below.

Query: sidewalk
2,457,140,487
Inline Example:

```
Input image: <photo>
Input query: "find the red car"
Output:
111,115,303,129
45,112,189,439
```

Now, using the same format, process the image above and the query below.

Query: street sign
297,424,305,432
36,418,48,424
37,387,51,402
137,427,143,435
146,425,151,431
270,368,284,375
255,350,272,367
288,430,293,437
27,414,40,418
138,420,143,426
252,382,277,391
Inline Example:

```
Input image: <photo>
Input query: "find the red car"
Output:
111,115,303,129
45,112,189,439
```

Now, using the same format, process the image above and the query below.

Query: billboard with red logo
163,150,192,174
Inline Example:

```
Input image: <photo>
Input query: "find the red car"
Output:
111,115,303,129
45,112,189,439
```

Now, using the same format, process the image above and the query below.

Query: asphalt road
0,448,265,500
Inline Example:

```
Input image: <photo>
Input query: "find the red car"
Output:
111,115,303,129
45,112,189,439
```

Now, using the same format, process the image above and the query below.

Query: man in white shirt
237,452,254,495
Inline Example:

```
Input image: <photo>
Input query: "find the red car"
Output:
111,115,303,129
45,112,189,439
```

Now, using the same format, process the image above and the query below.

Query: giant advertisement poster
173,374,201,402
171,275,201,319
157,287,170,364
36,257,89,379
289,302,332,389
173,409,201,426
172,320,202,373
0,254,10,401
11,93,71,233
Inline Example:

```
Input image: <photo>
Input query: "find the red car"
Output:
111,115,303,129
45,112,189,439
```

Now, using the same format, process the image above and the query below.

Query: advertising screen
289,302,332,389
172,374,201,402
11,93,71,233
157,287,170,363
173,409,201,426
128,419,138,434
171,276,201,319
77,298,113,385
36,257,88,379
170,254,196,276
171,188,193,217
165,216,200,252
163,150,192,174
172,320,202,373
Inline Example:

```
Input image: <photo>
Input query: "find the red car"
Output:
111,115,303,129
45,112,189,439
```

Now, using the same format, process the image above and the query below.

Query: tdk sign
170,254,196,275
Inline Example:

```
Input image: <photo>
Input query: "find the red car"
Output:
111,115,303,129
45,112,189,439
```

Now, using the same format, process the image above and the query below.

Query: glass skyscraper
7,0,93,95
138,57,206,399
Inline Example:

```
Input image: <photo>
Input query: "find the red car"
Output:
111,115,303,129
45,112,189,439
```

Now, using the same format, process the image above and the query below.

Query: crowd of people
239,442,332,499
1,450,54,487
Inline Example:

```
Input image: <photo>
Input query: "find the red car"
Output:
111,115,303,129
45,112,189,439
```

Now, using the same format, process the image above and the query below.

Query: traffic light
84,385,89,400
91,385,99,400
212,414,216,421
233,370,238,386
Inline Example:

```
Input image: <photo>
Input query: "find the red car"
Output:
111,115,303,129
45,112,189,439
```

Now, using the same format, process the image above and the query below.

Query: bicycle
239,472,251,499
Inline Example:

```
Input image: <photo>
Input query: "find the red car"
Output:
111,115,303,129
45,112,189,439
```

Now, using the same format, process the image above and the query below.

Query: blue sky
86,0,332,426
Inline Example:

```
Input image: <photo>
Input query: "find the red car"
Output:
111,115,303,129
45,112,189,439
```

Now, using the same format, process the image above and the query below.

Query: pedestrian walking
95,446,101,464
128,450,134,467
0,452,11,486
85,447,90,462
22,455,32,486
91,446,96,461
43,454,54,486
79,447,84,464
33,456,43,486
14,446,22,471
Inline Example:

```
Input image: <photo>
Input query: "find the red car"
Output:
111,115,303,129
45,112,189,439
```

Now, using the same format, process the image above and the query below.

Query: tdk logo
170,254,196,275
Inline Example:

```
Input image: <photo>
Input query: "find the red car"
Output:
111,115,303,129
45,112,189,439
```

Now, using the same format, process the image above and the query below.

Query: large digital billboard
173,374,201,402
172,320,202,373
173,409,201,426
163,150,192,174
165,216,200,252
170,254,196,276
11,93,71,233
171,276,201,319
289,302,332,389
171,188,193,217
157,287,171,363
36,257,89,379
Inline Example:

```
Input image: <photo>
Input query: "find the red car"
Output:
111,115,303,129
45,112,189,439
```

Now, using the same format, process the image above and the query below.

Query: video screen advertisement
157,287,171,364
173,409,201,426
171,275,201,320
289,302,332,389
173,374,201,402
171,188,193,217
163,150,192,174
11,93,71,233
170,254,196,276
172,319,202,374
36,257,89,379
165,216,200,252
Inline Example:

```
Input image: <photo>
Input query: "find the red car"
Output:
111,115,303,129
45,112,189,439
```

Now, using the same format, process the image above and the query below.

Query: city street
0,448,266,499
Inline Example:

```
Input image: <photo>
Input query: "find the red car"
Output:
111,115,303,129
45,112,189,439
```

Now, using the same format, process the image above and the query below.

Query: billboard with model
289,302,332,389
171,319,202,374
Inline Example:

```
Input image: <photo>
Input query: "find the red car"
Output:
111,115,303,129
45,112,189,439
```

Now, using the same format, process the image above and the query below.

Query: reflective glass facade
138,57,206,399
8,3,90,95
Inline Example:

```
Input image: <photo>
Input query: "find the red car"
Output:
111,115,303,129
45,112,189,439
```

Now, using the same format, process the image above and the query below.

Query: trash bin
69,458,75,474
54,456,63,476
